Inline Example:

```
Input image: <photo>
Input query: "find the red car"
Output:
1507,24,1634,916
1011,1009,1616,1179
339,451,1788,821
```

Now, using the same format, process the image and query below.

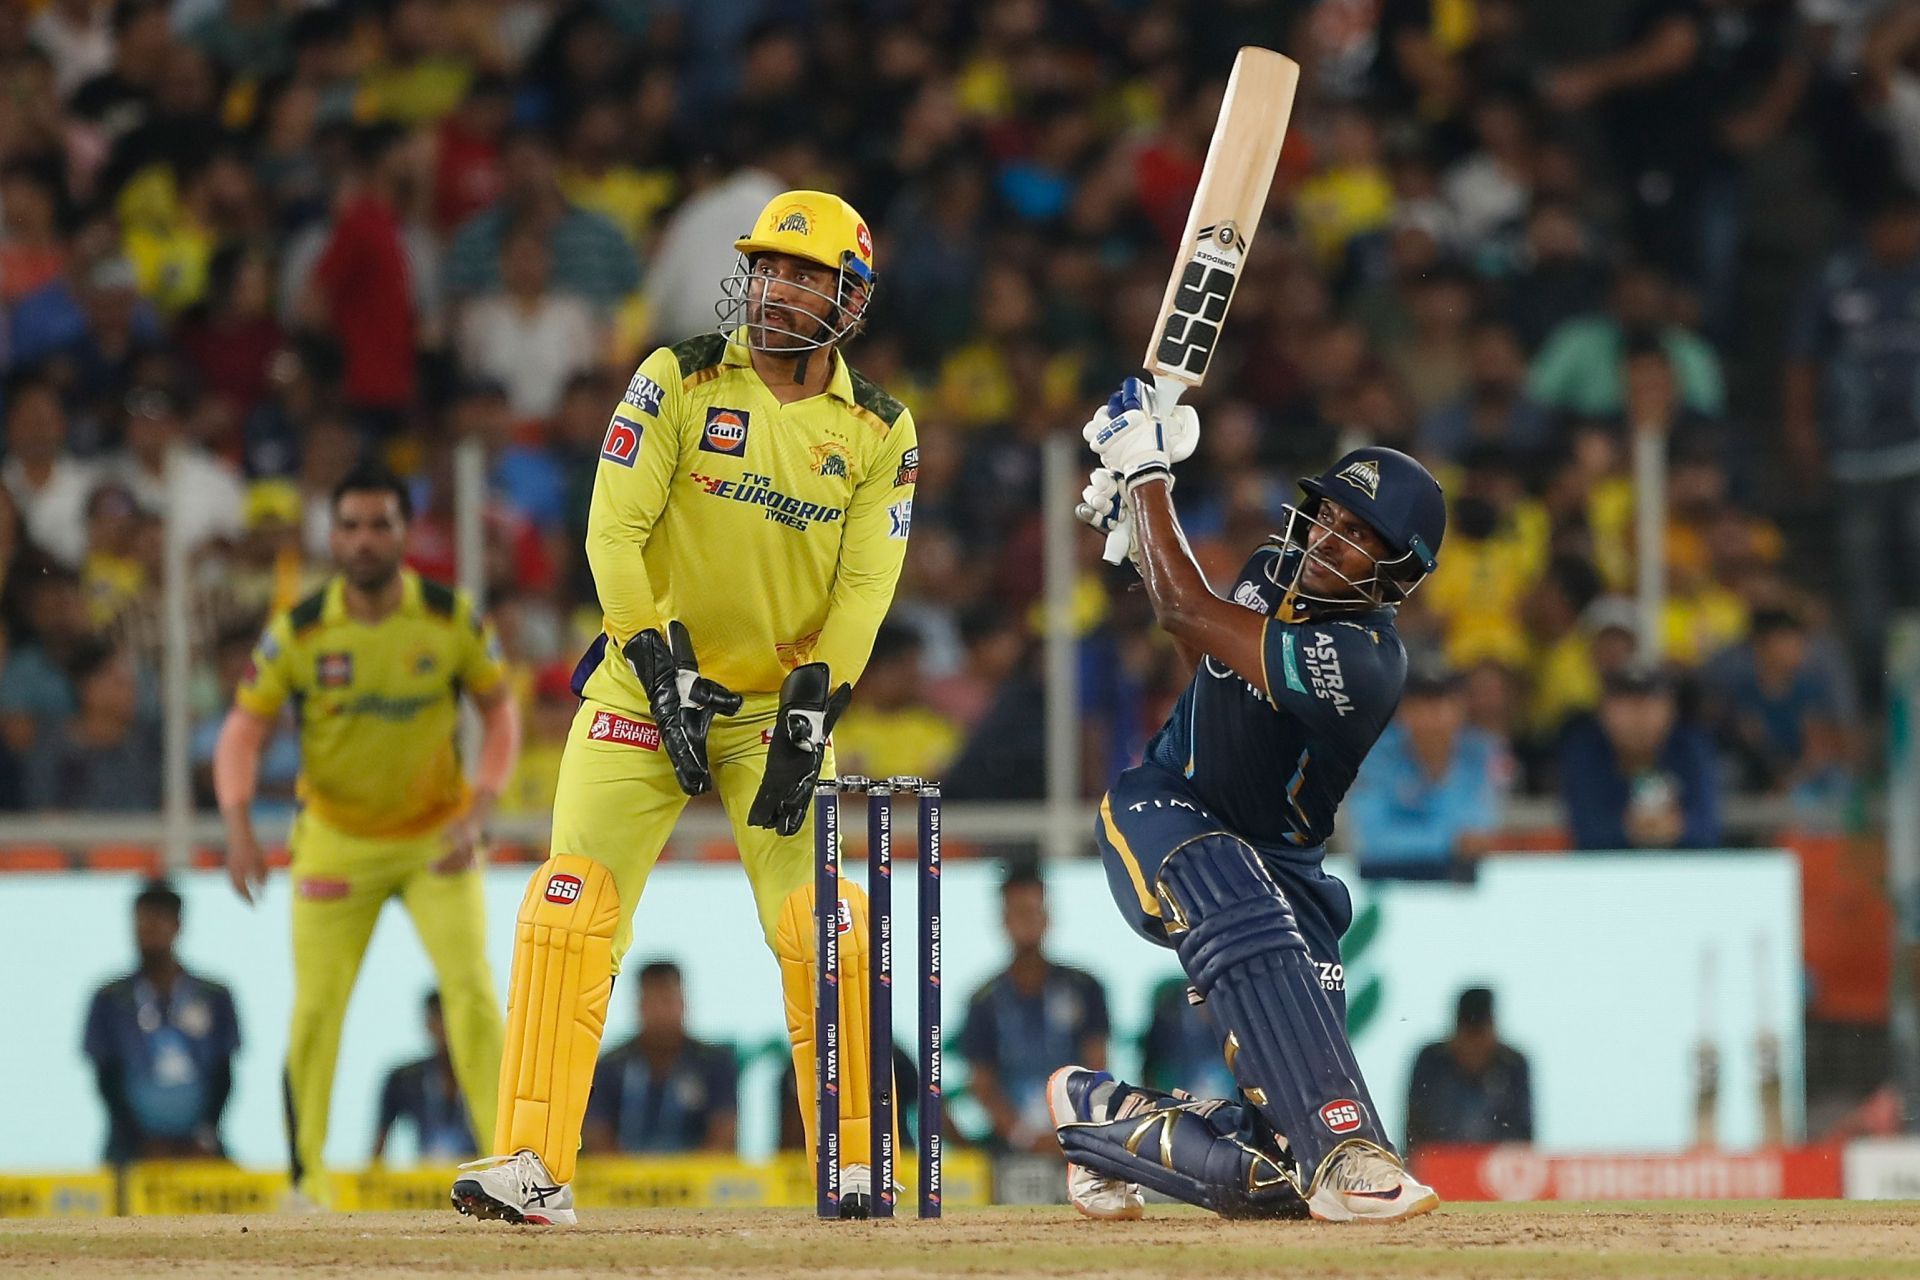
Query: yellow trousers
285,810,503,1203
494,697,882,1184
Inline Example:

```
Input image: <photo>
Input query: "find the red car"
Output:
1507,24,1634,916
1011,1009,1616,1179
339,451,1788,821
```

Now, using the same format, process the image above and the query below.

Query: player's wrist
1123,464,1172,492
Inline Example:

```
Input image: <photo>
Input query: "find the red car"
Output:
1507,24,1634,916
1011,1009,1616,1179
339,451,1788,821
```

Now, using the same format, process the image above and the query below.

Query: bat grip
1100,377,1184,564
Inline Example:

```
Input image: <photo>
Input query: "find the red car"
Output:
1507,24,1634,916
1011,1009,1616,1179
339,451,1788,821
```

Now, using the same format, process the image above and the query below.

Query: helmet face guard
1271,497,1433,614
715,252,875,354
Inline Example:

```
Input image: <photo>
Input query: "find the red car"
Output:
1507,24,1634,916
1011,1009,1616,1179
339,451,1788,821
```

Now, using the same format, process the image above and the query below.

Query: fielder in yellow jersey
454,189,915,1225
216,466,521,1206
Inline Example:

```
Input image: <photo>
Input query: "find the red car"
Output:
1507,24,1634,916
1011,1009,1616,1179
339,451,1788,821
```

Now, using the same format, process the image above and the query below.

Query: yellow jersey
578,332,918,710
236,570,507,838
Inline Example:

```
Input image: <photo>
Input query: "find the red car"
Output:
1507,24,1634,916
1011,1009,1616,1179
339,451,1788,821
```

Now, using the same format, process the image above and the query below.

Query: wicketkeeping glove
625,619,742,796
748,662,853,836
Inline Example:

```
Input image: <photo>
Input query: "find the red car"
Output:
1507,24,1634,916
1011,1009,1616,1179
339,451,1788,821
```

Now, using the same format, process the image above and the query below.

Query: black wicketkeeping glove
624,620,742,796
748,662,852,835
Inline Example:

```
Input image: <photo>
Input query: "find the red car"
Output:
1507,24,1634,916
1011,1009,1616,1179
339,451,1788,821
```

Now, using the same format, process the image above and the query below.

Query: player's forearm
584,526,663,644
812,567,902,687
471,693,521,810
212,709,270,829
1128,478,1259,669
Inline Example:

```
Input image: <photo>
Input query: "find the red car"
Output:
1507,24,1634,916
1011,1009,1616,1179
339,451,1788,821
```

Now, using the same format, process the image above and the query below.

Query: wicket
812,775,942,1220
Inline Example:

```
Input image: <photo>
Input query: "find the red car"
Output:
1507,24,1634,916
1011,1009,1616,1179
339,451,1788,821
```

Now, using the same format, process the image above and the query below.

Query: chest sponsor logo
317,652,353,688
893,446,919,488
700,407,751,456
622,371,665,417
411,649,437,676
545,873,583,905
810,442,850,477
888,498,913,540
330,692,441,721
1320,1099,1364,1135
1233,581,1269,614
690,471,845,532
601,413,642,467
1301,631,1355,716
588,709,661,750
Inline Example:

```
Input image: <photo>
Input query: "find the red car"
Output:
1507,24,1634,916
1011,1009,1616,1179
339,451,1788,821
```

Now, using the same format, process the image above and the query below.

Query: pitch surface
4,1202,1917,1277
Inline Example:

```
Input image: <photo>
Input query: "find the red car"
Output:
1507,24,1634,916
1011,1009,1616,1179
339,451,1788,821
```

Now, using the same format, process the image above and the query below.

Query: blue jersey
1143,544,1406,855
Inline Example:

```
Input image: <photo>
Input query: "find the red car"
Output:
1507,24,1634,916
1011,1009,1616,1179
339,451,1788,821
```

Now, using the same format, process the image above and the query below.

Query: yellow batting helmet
734,190,876,286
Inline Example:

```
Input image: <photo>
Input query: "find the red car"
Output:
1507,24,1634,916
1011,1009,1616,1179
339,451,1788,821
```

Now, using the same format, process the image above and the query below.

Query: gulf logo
700,407,751,456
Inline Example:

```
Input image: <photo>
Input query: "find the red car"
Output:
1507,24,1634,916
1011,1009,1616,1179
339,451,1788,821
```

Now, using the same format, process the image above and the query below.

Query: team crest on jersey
893,446,919,488
317,652,353,688
411,649,436,676
1336,459,1380,499
622,371,664,417
810,442,850,477
776,207,811,234
700,407,751,456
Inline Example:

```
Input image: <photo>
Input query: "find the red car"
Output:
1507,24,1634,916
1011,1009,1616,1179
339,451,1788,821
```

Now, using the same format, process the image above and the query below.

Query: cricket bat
1104,45,1300,563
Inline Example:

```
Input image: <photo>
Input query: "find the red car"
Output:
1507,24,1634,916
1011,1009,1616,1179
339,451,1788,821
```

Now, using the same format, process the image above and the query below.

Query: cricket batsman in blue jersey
1050,378,1448,1223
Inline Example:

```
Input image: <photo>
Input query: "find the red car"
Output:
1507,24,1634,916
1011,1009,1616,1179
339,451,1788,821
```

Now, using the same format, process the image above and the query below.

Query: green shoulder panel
847,368,907,429
287,587,328,636
670,334,729,381
419,578,460,619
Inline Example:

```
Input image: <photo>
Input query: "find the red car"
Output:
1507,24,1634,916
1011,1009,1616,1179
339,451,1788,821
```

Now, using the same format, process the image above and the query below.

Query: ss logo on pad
545,874,583,904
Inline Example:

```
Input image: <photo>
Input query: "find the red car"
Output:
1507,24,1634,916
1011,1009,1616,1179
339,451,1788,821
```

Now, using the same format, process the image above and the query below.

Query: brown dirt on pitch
2,1202,1917,1278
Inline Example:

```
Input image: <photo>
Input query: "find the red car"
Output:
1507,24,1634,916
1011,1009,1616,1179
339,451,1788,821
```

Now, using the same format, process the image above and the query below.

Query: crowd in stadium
0,0,1916,854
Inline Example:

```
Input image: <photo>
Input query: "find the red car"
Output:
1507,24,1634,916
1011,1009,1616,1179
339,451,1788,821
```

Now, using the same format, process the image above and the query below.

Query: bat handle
1100,377,1185,565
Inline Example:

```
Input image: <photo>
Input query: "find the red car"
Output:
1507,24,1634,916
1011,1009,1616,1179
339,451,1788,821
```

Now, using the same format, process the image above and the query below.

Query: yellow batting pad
775,879,895,1168
495,855,620,1186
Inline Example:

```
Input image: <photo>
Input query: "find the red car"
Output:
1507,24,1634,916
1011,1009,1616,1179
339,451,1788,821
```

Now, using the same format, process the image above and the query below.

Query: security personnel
216,463,520,1207
453,190,917,1226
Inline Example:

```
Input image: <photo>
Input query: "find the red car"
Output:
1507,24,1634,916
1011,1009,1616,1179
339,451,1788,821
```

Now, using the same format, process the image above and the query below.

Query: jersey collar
722,327,855,405
321,568,424,625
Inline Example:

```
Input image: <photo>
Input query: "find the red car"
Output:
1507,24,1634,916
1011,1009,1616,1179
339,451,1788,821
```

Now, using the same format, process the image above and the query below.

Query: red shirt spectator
312,189,416,410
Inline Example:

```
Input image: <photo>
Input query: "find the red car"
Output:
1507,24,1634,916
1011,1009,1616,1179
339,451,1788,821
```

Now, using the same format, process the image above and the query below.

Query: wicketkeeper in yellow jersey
452,190,917,1226
215,465,521,1207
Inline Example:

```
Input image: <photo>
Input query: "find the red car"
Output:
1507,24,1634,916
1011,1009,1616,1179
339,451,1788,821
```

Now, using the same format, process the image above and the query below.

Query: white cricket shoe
1306,1141,1440,1223
1047,1065,1146,1221
450,1150,577,1226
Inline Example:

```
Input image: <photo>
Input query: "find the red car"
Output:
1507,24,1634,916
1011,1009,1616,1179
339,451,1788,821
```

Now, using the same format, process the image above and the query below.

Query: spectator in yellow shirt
830,621,961,783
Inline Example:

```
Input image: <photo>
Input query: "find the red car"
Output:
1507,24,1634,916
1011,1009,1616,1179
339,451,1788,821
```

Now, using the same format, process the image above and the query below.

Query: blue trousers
1093,763,1356,1018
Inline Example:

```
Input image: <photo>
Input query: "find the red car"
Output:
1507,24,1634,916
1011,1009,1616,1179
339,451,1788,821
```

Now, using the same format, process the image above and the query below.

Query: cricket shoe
834,1164,905,1219
1305,1141,1439,1223
1047,1065,1146,1220
450,1150,577,1225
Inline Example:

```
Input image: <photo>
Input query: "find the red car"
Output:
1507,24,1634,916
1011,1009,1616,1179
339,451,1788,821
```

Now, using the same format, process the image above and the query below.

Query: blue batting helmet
1294,446,1446,602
